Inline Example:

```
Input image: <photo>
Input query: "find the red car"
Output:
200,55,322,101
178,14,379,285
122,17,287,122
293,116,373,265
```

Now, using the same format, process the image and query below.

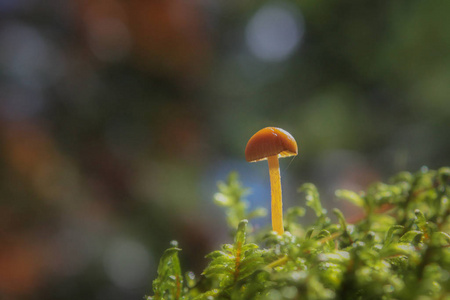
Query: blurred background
1,0,449,299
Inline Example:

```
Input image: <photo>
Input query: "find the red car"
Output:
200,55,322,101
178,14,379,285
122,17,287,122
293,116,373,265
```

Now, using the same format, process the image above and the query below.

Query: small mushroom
245,127,298,234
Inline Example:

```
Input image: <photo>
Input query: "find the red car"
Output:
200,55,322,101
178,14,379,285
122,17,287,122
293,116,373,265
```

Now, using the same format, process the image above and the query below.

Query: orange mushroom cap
245,127,298,162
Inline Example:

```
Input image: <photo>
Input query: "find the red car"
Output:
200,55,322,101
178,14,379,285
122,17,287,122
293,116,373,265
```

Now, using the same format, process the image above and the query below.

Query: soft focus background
1,0,449,299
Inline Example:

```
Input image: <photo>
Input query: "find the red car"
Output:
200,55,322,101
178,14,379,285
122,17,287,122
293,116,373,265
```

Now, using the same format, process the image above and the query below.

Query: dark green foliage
147,167,450,300
202,220,267,295
149,241,183,300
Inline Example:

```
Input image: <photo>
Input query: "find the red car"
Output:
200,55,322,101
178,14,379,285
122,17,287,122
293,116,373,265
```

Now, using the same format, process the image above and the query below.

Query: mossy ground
147,167,450,300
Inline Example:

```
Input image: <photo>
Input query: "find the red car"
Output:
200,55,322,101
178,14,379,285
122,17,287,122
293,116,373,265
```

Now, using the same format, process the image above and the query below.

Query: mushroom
245,127,298,234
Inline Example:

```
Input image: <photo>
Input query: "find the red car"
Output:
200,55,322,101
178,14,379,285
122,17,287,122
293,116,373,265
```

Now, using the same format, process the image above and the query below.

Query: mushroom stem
267,155,284,234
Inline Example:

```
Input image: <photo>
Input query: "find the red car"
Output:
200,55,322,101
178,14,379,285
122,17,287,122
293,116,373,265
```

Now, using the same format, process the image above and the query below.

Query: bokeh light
246,3,303,62
103,238,153,290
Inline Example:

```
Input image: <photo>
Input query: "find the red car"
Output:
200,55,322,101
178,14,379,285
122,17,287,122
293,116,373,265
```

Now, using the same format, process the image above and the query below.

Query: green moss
147,167,450,300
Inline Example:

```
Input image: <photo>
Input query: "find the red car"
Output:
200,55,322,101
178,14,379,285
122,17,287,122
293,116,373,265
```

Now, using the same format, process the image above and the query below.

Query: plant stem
268,155,284,234
265,255,288,270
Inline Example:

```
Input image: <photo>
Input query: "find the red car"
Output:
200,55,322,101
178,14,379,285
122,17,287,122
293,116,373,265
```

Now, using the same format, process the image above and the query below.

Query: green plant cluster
147,167,450,300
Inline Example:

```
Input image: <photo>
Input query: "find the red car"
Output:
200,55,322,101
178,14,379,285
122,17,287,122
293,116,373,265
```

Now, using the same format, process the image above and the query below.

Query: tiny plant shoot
147,137,450,300
245,127,298,234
